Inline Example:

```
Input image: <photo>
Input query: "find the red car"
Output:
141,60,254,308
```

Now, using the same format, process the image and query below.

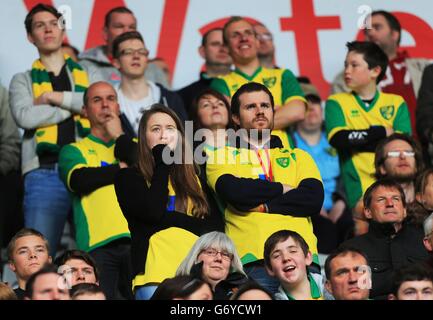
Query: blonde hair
0,283,17,300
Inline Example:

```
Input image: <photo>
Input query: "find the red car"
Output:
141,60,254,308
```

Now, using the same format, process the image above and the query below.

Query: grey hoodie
0,84,20,175
9,64,103,175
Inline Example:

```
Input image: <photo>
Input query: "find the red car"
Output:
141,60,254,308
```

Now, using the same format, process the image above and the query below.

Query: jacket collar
368,220,404,237
232,135,283,149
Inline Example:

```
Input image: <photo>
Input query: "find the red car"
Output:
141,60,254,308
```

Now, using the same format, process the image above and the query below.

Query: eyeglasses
200,248,233,261
386,150,415,158
257,33,273,41
120,48,149,57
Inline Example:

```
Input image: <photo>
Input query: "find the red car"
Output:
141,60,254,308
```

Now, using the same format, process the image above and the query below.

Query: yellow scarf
31,54,90,156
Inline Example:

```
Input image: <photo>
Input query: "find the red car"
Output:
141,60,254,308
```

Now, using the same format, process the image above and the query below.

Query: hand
152,144,169,166
319,208,330,220
34,92,63,106
119,161,128,169
34,92,51,105
104,110,123,140
248,204,267,213
385,127,394,137
282,183,293,194
328,199,346,223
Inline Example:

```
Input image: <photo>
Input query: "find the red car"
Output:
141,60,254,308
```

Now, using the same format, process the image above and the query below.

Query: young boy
7,228,52,299
54,250,100,287
9,3,101,257
264,230,324,300
325,41,411,234
388,264,433,300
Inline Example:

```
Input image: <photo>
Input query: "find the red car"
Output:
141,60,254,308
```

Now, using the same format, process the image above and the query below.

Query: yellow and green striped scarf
31,54,90,156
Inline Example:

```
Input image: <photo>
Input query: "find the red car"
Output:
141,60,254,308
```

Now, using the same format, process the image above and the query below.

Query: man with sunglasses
374,133,424,203
112,31,187,137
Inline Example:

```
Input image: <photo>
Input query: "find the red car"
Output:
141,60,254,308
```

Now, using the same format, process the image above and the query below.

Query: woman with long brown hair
114,104,224,300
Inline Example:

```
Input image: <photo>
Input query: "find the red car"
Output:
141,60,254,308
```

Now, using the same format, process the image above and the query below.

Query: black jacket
416,64,433,143
343,220,429,300
114,147,224,278
177,73,213,117
157,83,188,122
190,261,249,300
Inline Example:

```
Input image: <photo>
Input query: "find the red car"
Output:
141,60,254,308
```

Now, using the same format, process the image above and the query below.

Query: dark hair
202,28,223,47
296,76,312,84
231,82,274,116
190,88,233,131
25,3,62,34
363,178,406,210
222,16,252,45
62,42,80,57
0,283,18,300
324,245,369,279
371,10,402,45
411,168,433,225
263,230,309,270
7,228,50,261
391,263,433,295
112,30,144,59
54,250,100,282
25,264,62,299
137,104,209,218
70,283,105,299
415,168,433,196
305,94,321,105
374,133,424,180
150,275,211,300
230,280,273,300
104,6,134,29
346,41,388,83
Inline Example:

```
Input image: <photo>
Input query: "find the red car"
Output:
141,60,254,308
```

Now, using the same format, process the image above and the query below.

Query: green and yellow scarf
31,54,90,156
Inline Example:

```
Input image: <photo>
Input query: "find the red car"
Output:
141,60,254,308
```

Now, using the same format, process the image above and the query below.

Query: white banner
1,0,432,98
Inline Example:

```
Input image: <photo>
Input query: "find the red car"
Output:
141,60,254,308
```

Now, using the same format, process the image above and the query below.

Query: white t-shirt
116,81,161,135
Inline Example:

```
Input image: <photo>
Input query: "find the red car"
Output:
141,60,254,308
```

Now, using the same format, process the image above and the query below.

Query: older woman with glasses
176,231,249,299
